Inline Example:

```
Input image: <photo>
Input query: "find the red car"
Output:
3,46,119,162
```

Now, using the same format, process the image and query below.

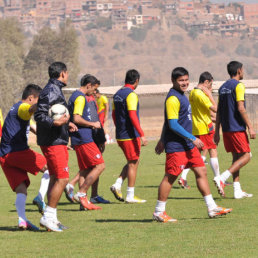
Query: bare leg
192,166,211,196
158,174,177,201
127,160,139,187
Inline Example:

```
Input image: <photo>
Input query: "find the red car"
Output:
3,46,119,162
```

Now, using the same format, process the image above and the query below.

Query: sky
210,0,258,3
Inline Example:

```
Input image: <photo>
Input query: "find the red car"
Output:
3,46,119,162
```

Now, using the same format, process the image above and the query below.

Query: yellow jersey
97,95,108,113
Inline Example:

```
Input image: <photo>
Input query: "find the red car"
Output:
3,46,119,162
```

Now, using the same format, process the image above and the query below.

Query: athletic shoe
234,191,253,199
178,177,190,189
213,176,225,197
153,211,177,223
32,196,46,214
208,206,232,218
110,185,124,202
125,196,146,203
57,221,68,230
224,181,232,186
79,196,102,210
90,196,110,204
73,193,80,203
40,217,63,232
18,219,39,231
64,185,74,203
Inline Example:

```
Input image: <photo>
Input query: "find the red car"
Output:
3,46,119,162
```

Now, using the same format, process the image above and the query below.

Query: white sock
37,170,50,201
66,183,74,190
126,187,134,200
77,192,86,197
233,182,242,193
114,178,123,190
204,194,217,210
181,169,190,180
44,206,56,220
220,170,231,183
16,193,27,222
201,155,206,162
210,158,220,177
154,200,166,215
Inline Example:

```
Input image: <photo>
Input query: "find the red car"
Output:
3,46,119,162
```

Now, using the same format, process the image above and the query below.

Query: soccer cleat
64,185,74,203
90,196,110,204
234,191,253,199
18,219,39,231
79,196,102,210
224,181,232,186
213,176,225,197
40,217,63,232
153,211,177,223
110,185,124,202
178,177,190,189
125,196,146,203
57,221,68,230
73,193,80,203
32,196,46,214
208,206,232,218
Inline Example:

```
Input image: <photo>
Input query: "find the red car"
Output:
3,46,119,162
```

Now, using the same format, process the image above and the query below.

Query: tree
128,27,147,42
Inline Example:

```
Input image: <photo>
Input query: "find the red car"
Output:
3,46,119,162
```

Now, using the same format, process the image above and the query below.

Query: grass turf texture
0,141,258,257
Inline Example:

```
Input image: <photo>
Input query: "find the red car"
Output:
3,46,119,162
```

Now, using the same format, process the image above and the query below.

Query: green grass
0,141,258,257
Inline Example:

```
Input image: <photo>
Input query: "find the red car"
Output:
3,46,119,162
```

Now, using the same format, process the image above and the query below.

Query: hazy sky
210,0,258,3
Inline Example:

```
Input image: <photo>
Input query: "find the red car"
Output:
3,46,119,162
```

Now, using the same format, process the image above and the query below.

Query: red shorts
166,147,205,176
98,112,105,127
223,131,250,153
195,130,216,150
74,142,104,170
0,149,46,191
41,145,69,179
117,138,141,161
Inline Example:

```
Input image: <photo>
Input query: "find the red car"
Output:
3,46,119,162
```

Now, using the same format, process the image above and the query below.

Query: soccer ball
48,104,69,120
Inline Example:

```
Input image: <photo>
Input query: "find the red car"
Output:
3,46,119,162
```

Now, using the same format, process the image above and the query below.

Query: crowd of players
0,60,255,231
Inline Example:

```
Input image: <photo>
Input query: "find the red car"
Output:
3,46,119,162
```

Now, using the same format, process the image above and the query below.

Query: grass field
0,140,258,257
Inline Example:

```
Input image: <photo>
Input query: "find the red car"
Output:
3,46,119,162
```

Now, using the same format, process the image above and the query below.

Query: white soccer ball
49,104,69,120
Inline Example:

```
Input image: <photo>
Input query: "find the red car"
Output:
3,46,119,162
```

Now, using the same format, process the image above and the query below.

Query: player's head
125,69,140,89
199,71,213,91
48,62,68,84
80,74,99,95
22,84,42,105
94,88,101,98
171,67,189,93
227,61,243,79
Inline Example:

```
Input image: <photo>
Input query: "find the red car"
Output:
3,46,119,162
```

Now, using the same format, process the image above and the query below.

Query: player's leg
64,171,80,203
90,177,110,204
178,168,190,189
208,148,220,178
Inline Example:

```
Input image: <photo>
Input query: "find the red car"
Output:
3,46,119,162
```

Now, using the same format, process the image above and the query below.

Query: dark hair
171,67,189,81
22,84,42,100
48,62,67,79
95,89,100,94
80,74,99,86
125,69,140,84
199,71,213,83
227,61,243,77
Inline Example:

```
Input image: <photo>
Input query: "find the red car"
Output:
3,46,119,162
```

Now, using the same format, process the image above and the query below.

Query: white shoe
213,176,225,197
40,216,63,232
234,191,253,199
125,196,146,203
208,206,232,218
73,193,80,203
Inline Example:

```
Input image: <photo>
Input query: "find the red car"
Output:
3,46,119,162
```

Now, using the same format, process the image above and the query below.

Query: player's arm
30,121,37,135
73,96,101,129
214,100,221,145
166,96,203,149
112,102,116,126
236,83,256,139
210,110,216,123
127,92,147,146
18,103,33,121
198,87,217,113
155,122,165,155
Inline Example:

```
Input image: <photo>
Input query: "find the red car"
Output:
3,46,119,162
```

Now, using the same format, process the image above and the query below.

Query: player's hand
53,114,70,126
141,136,148,146
214,132,220,145
92,121,101,129
192,138,204,149
202,87,212,97
69,122,78,132
248,127,256,139
155,140,164,155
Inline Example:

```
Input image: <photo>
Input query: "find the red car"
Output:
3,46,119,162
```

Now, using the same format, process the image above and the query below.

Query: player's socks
66,183,74,191
201,156,206,162
77,192,87,198
204,194,217,210
210,158,220,177
37,170,50,200
114,178,123,190
220,170,231,183
126,187,134,200
181,169,190,180
233,182,242,196
44,206,56,219
16,193,27,222
154,200,166,215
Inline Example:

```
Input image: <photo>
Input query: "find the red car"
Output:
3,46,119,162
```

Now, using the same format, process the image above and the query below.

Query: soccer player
68,74,105,210
153,67,232,222
35,62,77,232
214,61,256,198
110,69,148,203
178,72,220,189
95,89,109,128
0,84,49,231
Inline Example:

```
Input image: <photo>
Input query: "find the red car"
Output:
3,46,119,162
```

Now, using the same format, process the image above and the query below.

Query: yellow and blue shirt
97,95,108,114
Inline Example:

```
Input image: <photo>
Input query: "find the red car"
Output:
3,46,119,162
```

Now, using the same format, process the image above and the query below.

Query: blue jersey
164,88,194,153
113,86,140,140
68,90,93,146
218,79,246,132
0,101,30,157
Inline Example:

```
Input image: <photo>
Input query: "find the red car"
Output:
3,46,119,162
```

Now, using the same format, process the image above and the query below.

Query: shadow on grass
9,209,39,213
95,219,153,223
167,196,221,200
0,226,46,233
